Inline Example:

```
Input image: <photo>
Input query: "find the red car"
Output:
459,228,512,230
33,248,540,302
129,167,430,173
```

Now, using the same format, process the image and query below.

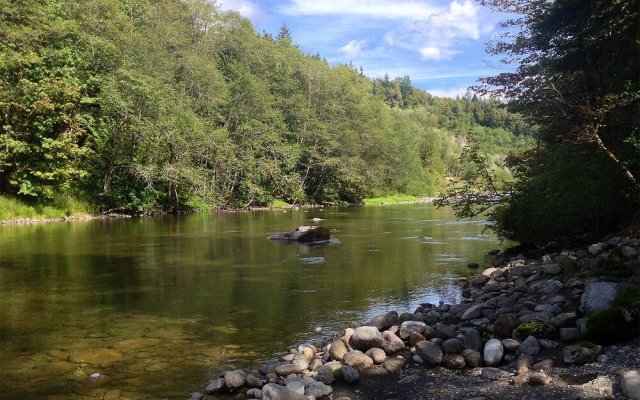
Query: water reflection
0,205,500,399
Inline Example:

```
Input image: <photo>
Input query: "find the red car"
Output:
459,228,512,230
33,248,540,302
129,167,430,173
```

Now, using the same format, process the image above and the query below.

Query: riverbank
196,234,640,400
0,195,436,225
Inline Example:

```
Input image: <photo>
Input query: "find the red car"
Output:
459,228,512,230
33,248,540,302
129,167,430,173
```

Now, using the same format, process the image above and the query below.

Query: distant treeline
0,0,532,212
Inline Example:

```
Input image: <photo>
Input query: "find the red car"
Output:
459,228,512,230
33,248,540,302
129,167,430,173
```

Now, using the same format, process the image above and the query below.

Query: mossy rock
586,307,639,345
613,287,640,308
515,320,557,340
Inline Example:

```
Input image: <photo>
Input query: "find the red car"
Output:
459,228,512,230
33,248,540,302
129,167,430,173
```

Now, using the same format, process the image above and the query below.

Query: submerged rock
268,226,331,243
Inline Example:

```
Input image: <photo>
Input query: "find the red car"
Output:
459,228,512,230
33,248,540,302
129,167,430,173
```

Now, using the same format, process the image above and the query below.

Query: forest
2,0,637,245
0,0,531,215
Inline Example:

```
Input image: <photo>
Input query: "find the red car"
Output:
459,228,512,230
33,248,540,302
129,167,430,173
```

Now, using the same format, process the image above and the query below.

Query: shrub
490,143,637,244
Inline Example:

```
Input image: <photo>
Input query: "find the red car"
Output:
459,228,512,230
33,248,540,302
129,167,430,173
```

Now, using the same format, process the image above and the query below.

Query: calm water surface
0,204,500,399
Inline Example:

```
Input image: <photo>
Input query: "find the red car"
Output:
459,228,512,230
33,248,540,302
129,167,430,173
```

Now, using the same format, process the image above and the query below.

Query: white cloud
384,0,484,61
282,0,441,20
339,40,366,57
428,86,472,98
217,0,260,19
419,46,457,61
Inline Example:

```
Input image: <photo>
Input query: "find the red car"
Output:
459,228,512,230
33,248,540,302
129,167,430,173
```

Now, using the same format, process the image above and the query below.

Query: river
0,204,500,399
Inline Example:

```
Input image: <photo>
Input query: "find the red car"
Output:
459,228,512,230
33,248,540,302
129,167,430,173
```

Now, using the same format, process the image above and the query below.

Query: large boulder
415,341,443,366
579,280,624,315
350,326,384,351
368,311,399,331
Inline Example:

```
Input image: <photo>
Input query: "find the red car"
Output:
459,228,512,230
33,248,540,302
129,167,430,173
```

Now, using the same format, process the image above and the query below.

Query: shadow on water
0,205,502,398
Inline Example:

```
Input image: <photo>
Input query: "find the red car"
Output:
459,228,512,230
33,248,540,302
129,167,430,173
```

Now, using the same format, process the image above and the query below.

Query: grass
269,199,292,208
362,194,422,205
0,195,95,221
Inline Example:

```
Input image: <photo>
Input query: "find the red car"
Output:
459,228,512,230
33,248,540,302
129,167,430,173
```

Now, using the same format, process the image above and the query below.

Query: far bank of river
0,204,501,399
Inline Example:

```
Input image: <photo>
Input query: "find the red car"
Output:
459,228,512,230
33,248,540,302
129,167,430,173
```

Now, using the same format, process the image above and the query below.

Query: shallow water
0,204,500,399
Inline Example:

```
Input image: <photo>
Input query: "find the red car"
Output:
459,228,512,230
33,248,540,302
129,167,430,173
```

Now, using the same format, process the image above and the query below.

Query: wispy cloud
385,0,485,61
217,0,262,19
419,46,458,61
428,86,473,98
339,40,366,57
282,0,441,20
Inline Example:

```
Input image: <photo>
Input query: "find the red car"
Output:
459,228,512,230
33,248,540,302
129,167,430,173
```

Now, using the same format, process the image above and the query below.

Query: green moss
515,320,556,339
577,340,598,350
613,287,640,308
269,199,292,208
363,194,421,205
586,307,639,345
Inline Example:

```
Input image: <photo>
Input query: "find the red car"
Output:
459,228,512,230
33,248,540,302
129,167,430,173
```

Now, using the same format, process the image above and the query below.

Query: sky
215,0,513,98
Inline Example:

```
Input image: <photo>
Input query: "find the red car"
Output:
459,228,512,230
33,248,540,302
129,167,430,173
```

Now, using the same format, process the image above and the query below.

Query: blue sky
216,0,512,98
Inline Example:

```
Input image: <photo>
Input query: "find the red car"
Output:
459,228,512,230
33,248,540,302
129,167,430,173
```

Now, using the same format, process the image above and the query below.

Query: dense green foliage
0,0,529,214
441,0,639,243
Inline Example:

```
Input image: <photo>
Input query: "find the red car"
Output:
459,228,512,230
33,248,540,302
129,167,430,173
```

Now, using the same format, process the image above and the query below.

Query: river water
0,204,500,399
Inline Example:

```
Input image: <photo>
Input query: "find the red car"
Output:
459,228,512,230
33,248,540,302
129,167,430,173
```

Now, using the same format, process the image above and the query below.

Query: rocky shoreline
194,235,640,400
0,213,132,226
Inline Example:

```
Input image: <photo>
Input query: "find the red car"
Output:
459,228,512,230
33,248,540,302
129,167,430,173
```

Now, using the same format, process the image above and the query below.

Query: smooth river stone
415,341,443,366
398,321,427,339
483,339,504,367
350,326,384,351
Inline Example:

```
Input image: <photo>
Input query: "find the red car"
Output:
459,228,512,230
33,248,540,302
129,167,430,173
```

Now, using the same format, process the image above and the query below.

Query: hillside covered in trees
0,0,532,215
